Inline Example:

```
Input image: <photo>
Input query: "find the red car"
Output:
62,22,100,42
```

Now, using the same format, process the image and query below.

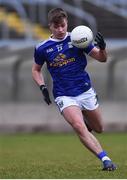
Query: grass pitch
0,132,127,179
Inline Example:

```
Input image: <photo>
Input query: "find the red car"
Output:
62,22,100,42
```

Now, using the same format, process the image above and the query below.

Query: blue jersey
34,32,94,98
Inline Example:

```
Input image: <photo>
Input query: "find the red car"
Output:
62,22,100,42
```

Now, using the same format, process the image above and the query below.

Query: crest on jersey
56,44,63,51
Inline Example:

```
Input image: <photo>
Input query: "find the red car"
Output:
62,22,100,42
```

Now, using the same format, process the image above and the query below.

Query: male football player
32,8,116,171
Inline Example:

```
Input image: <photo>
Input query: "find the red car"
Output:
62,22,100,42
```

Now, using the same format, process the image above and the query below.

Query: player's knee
73,122,85,135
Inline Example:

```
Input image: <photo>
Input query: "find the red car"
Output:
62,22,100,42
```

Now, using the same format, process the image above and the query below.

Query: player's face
49,18,68,39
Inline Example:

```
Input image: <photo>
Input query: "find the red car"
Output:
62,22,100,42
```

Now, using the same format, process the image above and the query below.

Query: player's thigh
62,106,87,132
82,107,104,133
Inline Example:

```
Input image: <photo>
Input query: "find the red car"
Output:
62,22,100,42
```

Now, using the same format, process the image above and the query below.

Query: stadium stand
0,6,50,39
1,0,127,40
86,0,127,18
83,0,127,38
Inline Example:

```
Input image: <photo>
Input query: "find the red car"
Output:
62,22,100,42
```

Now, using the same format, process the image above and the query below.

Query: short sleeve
34,46,45,65
84,44,94,54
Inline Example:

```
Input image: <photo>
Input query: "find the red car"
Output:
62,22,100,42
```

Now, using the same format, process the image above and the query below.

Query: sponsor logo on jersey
49,53,75,67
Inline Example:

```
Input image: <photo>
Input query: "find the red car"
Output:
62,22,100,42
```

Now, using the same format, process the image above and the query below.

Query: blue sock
97,151,111,162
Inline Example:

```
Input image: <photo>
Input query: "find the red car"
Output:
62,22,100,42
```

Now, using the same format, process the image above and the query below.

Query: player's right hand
40,85,52,105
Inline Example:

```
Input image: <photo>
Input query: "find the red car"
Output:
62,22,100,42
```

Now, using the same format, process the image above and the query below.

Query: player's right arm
32,42,52,106
32,63,45,86
32,63,52,105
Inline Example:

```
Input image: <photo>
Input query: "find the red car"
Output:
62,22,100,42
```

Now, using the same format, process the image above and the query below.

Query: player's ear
48,23,51,29
48,23,52,32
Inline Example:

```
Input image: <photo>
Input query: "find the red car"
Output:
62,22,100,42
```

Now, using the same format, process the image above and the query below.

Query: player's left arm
89,32,107,62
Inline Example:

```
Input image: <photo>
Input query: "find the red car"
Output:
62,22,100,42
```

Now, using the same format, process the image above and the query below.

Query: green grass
0,132,127,179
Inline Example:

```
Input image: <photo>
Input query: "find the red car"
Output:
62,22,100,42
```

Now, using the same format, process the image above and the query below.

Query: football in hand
70,25,93,48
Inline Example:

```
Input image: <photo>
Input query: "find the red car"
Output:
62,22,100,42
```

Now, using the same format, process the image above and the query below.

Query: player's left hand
94,32,106,50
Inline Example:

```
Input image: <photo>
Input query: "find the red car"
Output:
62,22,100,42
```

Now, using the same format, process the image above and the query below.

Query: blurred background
0,0,127,133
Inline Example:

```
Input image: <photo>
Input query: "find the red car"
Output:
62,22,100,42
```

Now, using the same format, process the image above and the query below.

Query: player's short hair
48,8,68,25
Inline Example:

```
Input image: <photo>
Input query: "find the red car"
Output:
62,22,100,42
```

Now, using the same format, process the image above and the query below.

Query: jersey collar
49,32,69,42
